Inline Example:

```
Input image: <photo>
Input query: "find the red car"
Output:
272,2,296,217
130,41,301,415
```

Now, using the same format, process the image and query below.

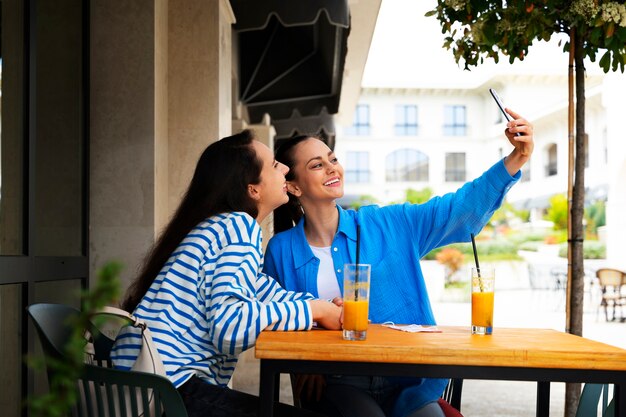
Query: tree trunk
564,30,586,417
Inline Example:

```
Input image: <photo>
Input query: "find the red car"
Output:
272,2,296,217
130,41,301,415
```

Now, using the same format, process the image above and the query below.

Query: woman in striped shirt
111,130,341,417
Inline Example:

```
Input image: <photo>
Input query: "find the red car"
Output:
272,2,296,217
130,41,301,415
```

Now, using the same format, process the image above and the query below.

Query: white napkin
382,322,442,333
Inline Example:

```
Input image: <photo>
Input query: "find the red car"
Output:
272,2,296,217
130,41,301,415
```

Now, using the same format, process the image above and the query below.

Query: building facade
336,73,626,265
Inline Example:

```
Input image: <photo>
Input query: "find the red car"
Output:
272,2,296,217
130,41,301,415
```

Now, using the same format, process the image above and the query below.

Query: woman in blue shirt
263,109,534,417
112,130,341,417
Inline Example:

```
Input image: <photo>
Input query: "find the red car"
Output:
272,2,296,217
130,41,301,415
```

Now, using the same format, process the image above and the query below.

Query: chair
442,378,463,411
575,383,614,417
595,269,626,322
27,303,188,417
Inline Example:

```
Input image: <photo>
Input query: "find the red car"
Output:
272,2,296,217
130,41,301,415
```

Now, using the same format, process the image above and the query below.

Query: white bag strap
89,306,167,377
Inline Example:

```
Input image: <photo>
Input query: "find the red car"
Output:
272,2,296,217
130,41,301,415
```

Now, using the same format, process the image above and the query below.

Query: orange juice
471,291,494,328
343,300,369,331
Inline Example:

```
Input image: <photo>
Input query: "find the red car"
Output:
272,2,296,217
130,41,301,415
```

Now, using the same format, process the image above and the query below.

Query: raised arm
502,108,534,176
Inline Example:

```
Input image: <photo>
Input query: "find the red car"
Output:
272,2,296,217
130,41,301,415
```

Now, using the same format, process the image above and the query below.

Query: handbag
83,306,167,417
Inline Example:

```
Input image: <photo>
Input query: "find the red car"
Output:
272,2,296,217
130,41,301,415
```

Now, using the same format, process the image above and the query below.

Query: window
344,104,370,136
445,153,466,182
345,152,370,183
386,149,429,182
545,143,557,176
394,105,418,136
443,105,467,136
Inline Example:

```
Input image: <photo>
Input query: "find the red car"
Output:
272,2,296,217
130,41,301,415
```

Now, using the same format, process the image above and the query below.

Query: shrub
424,239,519,261
436,248,465,283
507,231,549,245
558,241,606,259
518,241,540,252
545,194,568,230
405,187,433,204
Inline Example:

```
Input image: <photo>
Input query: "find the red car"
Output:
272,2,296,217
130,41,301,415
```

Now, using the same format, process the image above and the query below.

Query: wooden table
256,325,626,416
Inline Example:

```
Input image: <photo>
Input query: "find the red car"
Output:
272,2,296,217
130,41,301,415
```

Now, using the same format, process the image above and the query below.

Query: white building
335,72,626,267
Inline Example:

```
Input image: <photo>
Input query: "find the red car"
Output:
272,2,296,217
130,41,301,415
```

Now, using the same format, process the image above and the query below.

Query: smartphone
489,88,512,121
489,88,521,136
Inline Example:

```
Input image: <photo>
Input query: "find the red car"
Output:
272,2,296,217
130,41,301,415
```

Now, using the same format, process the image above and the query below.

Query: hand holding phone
489,88,521,137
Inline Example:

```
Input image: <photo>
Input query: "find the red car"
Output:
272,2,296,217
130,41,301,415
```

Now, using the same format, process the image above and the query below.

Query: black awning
273,108,334,142
231,0,349,32
231,0,349,126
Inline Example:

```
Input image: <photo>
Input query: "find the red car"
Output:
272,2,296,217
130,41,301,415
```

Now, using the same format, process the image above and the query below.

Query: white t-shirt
309,245,341,300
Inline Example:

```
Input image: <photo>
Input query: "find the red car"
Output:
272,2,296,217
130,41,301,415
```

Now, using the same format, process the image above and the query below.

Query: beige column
168,0,235,215
90,0,168,289
91,0,236,289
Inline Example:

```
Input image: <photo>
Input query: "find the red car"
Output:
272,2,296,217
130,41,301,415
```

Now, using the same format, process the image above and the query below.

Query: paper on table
382,323,442,333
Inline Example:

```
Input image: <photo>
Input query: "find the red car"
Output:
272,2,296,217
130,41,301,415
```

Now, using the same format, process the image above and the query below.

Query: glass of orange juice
342,264,371,341
471,267,495,335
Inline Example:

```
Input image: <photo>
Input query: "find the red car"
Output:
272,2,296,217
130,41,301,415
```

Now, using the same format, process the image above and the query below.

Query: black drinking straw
355,224,360,301
470,233,481,278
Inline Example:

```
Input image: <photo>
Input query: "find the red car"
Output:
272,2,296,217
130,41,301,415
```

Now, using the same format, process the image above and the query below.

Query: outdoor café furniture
256,325,626,417
596,268,626,322
27,303,188,417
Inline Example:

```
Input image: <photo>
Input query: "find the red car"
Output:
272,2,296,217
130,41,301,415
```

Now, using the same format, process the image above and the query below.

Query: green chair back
27,303,188,417
576,383,615,417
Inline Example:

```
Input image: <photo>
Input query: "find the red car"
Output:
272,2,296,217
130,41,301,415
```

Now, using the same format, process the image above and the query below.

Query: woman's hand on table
310,299,342,330
330,297,343,307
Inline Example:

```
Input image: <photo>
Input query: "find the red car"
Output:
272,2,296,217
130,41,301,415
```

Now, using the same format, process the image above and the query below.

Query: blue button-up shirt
263,159,519,415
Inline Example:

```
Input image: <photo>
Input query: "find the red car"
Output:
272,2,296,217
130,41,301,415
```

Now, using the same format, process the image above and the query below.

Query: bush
507,231,549,245
436,248,465,283
518,241,540,251
558,241,606,259
545,194,568,230
545,229,568,244
424,239,519,261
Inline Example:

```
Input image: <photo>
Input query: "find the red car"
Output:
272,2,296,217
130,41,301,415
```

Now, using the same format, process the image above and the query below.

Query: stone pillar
603,73,626,269
90,0,236,290
168,0,235,214
90,0,168,288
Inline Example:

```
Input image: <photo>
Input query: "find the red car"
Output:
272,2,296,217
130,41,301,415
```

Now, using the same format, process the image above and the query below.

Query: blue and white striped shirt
111,212,314,388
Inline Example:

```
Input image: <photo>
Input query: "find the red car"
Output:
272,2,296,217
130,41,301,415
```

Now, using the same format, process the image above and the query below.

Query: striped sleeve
256,271,314,303
206,216,313,356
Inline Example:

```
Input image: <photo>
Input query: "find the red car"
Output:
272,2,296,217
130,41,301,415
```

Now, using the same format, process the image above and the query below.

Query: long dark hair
121,130,262,312
273,134,322,233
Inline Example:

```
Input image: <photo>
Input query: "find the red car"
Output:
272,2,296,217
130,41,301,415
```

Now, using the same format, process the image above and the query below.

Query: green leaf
606,22,615,39
424,10,437,17
615,27,626,43
599,50,611,72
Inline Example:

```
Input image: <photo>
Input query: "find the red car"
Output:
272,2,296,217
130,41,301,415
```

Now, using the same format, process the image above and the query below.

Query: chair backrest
596,269,625,288
27,303,80,360
575,383,615,417
441,378,463,411
27,303,188,417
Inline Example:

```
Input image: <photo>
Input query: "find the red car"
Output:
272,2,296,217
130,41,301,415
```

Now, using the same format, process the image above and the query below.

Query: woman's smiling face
287,138,345,203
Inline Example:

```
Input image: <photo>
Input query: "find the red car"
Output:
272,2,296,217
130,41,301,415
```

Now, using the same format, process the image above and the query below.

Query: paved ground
232,249,625,416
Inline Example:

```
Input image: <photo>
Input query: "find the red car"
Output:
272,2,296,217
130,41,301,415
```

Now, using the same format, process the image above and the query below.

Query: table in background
256,325,626,417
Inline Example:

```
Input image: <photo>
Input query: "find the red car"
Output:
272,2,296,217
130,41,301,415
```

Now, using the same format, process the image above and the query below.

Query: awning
231,0,349,32
231,0,349,137
272,108,336,150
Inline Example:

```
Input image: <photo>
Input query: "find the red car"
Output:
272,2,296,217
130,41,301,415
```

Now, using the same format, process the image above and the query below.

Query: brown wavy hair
121,130,262,312
273,134,324,233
